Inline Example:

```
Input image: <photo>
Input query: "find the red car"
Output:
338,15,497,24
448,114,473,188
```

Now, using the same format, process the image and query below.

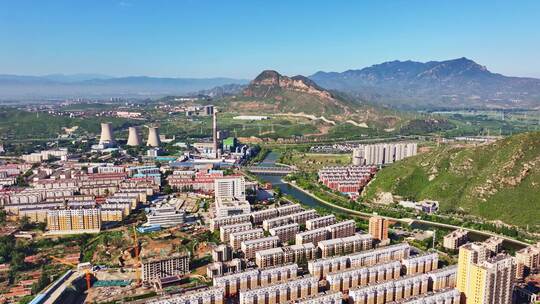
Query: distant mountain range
0,74,248,100
310,58,540,109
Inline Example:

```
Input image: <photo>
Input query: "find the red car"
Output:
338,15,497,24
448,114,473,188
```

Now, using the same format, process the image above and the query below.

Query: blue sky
1,0,539,78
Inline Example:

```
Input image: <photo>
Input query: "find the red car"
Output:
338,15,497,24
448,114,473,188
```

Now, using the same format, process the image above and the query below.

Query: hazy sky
1,0,539,79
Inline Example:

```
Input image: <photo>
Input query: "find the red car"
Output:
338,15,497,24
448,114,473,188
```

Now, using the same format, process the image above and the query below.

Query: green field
363,132,540,229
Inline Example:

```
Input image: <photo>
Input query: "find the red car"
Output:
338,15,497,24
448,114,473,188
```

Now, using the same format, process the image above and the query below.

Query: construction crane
132,226,142,285
50,256,93,290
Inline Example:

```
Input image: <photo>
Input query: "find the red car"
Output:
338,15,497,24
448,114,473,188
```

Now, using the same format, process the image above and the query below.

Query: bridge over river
245,165,296,175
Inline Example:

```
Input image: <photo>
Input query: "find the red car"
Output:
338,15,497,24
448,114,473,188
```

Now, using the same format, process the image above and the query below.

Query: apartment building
296,220,356,246
230,228,264,250
369,216,389,244
262,210,318,230
250,208,279,225
482,237,504,256
318,166,377,194
276,203,304,216
309,243,410,279
210,214,251,231
141,252,190,282
443,229,469,250
457,242,515,304
306,215,336,230
515,242,540,279
213,264,298,297
148,286,224,304
327,260,401,292
46,207,101,234
427,266,458,291
327,220,356,238
241,236,280,259
296,291,343,304
296,227,330,246
258,264,298,287
214,176,245,198
212,244,233,262
220,222,253,243
239,276,318,304
269,223,300,243
207,259,242,278
318,233,373,258
389,288,461,304
349,273,430,304
353,142,418,166
402,253,439,275
256,243,318,268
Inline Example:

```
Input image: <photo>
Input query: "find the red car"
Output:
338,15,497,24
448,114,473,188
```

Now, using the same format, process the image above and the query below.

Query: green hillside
363,132,540,228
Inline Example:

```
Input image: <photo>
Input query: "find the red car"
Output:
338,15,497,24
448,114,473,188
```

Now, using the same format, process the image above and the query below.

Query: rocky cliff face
243,70,334,100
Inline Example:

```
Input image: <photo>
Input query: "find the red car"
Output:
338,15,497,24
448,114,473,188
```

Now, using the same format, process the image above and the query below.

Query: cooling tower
127,127,142,146
99,123,115,144
146,126,161,147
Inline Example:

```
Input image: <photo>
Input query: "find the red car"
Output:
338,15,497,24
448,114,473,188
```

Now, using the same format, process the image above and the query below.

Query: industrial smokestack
99,123,115,144
213,109,219,158
127,127,142,146
146,126,161,147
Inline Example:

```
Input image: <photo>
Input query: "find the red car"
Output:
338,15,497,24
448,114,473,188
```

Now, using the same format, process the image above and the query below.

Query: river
254,152,527,251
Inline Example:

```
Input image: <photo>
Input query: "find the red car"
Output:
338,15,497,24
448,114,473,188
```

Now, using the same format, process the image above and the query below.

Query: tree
19,216,32,230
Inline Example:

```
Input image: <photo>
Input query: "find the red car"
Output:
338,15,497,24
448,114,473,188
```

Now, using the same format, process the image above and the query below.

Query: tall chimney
213,110,218,158
127,127,142,146
146,126,161,147
99,122,115,144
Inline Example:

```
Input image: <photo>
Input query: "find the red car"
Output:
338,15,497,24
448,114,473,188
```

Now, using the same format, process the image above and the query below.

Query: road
284,180,531,248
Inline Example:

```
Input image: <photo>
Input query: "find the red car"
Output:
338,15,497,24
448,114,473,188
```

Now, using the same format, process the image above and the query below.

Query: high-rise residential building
457,243,515,304
141,252,190,282
352,142,418,166
46,207,101,234
443,229,469,250
369,216,389,244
